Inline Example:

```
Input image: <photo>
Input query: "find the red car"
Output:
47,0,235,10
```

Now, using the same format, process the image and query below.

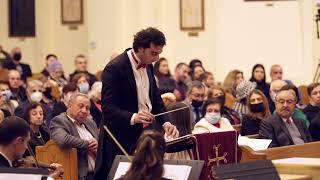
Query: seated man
50,93,98,180
259,87,312,148
0,116,63,178
7,70,27,105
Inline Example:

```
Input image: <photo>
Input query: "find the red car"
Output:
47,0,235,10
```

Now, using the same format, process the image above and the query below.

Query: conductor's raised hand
134,111,154,124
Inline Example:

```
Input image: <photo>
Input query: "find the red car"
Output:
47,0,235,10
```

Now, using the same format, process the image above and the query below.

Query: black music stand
107,155,204,180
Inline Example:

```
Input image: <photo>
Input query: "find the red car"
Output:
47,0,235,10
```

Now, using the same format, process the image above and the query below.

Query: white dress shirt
127,49,152,125
67,115,95,172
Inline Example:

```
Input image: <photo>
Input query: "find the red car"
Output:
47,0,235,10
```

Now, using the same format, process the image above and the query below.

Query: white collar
0,151,12,167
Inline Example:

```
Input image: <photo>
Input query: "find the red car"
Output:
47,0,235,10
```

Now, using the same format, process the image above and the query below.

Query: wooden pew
240,141,320,163
36,140,78,180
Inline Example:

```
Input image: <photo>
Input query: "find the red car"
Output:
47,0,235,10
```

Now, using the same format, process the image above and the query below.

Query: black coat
241,115,262,136
302,104,320,123
52,101,67,118
309,112,320,141
90,100,102,127
259,113,312,148
94,49,167,180
0,153,11,167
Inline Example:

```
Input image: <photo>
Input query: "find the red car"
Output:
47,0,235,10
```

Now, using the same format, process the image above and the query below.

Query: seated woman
303,82,320,122
233,80,256,117
23,102,50,155
207,86,241,125
153,57,176,95
0,80,15,116
241,89,271,136
88,81,102,127
71,73,90,94
119,130,168,180
52,82,78,117
192,98,234,134
164,102,193,160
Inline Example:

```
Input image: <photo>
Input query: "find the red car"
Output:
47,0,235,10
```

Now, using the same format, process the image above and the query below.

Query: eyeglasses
276,99,296,105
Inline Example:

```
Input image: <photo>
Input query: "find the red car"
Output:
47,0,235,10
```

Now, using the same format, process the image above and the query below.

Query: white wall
0,0,88,74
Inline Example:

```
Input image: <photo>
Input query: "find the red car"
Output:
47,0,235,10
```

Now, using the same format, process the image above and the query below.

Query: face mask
216,95,226,106
205,112,221,124
43,87,52,98
78,83,90,93
30,92,43,103
13,53,22,61
191,100,203,108
250,103,265,113
0,90,12,100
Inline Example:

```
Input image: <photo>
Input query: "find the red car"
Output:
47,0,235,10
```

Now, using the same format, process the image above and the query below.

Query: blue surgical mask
205,112,221,124
0,90,12,101
78,82,90,93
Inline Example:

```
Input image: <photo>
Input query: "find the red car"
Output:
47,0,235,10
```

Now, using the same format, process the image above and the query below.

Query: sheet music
113,162,192,180
0,174,46,180
238,135,272,151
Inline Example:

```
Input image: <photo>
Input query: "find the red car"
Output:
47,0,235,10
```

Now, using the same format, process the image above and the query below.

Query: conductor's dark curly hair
133,27,166,52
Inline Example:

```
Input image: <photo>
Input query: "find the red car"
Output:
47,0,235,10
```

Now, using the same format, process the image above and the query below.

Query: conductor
94,27,179,179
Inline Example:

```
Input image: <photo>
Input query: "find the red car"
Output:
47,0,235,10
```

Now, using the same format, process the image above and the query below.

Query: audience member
200,71,215,89
191,65,205,81
69,54,97,87
153,57,176,94
50,93,98,180
249,64,271,100
48,61,67,88
7,70,27,104
189,59,202,73
119,130,167,180
23,102,50,155
270,64,283,81
303,82,320,122
3,47,32,82
41,54,58,77
0,80,15,115
0,46,11,66
165,102,193,160
37,74,57,108
15,80,52,127
207,86,241,125
193,98,234,134
161,93,176,107
88,81,102,127
259,87,312,148
173,63,190,101
52,82,78,118
233,80,256,117
223,69,244,97
72,73,90,94
269,79,287,112
183,81,205,125
241,89,271,136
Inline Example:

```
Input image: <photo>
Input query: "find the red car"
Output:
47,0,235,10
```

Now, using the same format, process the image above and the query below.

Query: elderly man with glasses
259,86,312,148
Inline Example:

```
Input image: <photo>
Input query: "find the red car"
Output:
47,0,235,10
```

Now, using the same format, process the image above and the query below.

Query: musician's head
123,130,166,180
167,102,192,136
0,116,31,161
67,93,90,124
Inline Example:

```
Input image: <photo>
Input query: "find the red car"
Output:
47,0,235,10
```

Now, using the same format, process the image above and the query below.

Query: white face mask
78,82,90,93
30,91,43,103
205,112,221,124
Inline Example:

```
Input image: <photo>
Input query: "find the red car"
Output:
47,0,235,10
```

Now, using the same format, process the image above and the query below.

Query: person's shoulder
51,113,68,123
20,62,30,68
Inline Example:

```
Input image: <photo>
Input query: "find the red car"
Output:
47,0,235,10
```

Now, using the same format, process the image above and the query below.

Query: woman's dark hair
153,57,171,79
246,89,271,119
62,82,78,95
167,102,191,136
133,27,166,52
71,73,89,84
307,82,320,96
23,102,46,124
201,98,223,117
250,64,266,83
189,59,202,70
122,130,166,180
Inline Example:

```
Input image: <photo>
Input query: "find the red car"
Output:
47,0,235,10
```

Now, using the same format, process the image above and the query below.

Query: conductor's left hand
163,123,179,139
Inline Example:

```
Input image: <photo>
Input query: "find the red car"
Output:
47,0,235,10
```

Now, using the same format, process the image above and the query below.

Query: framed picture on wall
180,0,205,31
61,0,83,24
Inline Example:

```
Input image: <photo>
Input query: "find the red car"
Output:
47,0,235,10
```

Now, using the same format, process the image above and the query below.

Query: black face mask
216,95,226,106
250,103,265,113
191,100,203,108
13,53,22,61
43,87,52,98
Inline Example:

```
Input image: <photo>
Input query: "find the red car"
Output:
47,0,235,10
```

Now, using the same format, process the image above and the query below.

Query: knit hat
48,61,63,73
236,80,256,99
